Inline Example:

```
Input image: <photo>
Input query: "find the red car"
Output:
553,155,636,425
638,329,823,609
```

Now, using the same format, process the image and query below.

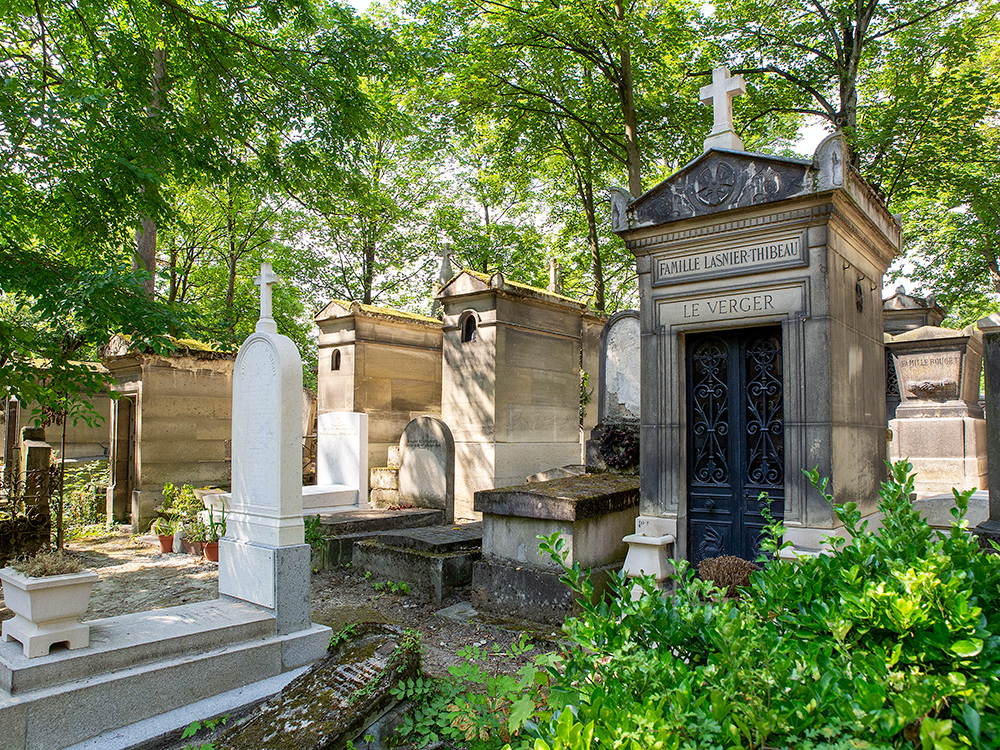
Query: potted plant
203,506,226,562
150,516,177,554
0,549,99,658
181,520,206,556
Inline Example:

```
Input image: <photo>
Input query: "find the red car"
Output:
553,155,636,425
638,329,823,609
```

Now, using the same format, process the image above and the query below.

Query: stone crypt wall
314,301,443,468
438,271,604,519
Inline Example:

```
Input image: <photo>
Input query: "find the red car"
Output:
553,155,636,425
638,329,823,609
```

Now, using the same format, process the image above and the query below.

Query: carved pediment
622,149,814,230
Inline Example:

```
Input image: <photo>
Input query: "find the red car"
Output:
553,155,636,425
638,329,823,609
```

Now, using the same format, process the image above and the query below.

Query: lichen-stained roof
439,270,589,308
101,333,236,360
314,300,441,327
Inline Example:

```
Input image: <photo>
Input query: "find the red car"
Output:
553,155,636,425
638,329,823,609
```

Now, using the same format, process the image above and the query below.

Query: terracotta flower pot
157,535,174,554
181,538,204,556
0,567,99,658
203,541,219,562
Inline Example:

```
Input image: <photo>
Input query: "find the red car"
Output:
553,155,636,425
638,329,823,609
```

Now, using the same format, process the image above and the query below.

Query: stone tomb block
398,416,455,523
887,325,986,496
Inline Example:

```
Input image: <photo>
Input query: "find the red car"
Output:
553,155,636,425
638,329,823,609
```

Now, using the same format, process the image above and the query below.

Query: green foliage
531,461,1000,749
304,514,325,553
180,713,228,750
372,579,411,596
61,462,109,532
391,634,554,749
329,623,358,650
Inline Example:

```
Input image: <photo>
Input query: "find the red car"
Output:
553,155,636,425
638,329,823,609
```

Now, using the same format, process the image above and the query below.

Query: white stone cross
699,66,746,152
254,262,280,334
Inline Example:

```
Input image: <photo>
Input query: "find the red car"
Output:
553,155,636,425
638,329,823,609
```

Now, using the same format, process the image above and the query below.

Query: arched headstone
399,417,455,524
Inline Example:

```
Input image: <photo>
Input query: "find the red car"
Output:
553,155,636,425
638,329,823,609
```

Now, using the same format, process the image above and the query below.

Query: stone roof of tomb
612,134,897,241
888,324,979,343
313,300,441,327
100,333,236,360
437,269,589,309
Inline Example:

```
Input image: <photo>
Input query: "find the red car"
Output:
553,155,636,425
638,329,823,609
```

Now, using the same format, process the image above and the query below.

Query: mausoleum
101,335,235,531
437,270,603,518
614,67,900,565
314,300,443,468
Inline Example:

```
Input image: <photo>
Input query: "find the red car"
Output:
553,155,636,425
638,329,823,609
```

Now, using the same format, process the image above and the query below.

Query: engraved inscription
659,284,805,327
235,339,278,511
654,235,804,286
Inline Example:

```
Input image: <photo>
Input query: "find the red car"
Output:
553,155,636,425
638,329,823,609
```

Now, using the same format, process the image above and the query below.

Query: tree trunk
615,0,642,197
226,188,237,333
583,178,605,313
135,48,166,296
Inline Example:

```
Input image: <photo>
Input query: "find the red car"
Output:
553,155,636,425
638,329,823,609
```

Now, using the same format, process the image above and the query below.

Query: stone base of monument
470,558,623,625
973,519,1000,554
470,475,640,623
353,524,482,604
302,483,365,515
889,416,988,497
0,598,330,750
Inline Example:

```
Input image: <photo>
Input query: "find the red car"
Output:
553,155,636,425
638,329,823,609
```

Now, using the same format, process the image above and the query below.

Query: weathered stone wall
104,352,234,530
315,303,443,468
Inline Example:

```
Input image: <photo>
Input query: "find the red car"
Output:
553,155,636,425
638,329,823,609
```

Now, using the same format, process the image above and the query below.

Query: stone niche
314,301,443,468
437,271,604,520
887,325,986,496
613,134,900,560
102,336,235,532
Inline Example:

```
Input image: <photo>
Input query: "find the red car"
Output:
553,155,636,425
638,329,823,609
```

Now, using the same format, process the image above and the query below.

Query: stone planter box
0,566,99,658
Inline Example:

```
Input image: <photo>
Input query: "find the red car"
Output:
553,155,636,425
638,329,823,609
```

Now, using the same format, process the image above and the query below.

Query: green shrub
531,461,1000,750
62,461,109,531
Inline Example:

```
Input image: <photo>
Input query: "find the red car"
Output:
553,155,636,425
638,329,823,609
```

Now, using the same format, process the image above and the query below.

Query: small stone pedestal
471,475,638,623
887,325,986,496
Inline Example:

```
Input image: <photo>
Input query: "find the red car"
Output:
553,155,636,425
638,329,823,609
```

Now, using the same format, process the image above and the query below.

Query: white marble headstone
316,411,369,504
228,334,305,548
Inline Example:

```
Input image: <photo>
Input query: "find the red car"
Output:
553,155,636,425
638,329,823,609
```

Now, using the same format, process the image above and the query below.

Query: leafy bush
62,461,109,531
531,461,1000,750
391,635,554,749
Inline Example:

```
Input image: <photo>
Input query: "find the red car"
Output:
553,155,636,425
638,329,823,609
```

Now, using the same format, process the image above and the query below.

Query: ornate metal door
686,327,784,565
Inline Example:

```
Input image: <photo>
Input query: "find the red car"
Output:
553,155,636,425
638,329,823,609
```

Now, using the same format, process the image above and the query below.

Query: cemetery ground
0,529,555,747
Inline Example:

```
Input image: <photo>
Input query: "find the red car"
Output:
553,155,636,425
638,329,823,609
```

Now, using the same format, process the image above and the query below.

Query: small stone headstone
601,312,641,423
398,416,455,523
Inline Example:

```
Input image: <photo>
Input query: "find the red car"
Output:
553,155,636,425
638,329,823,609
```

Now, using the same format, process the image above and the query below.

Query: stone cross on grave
254,262,280,334
547,258,562,294
699,66,746,153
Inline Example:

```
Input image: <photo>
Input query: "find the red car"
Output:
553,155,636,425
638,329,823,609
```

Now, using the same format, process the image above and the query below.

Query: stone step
314,508,445,569
316,508,443,536
373,523,482,554
353,526,482,604
387,446,401,469
370,488,401,508
0,599,274,695
0,599,329,750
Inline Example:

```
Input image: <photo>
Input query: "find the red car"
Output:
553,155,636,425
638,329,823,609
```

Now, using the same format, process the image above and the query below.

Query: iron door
686,326,784,565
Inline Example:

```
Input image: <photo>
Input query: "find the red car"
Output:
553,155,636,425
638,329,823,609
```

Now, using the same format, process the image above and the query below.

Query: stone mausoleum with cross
613,67,900,565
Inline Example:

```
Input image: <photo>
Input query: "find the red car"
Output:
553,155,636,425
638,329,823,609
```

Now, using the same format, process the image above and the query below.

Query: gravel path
1,532,561,679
